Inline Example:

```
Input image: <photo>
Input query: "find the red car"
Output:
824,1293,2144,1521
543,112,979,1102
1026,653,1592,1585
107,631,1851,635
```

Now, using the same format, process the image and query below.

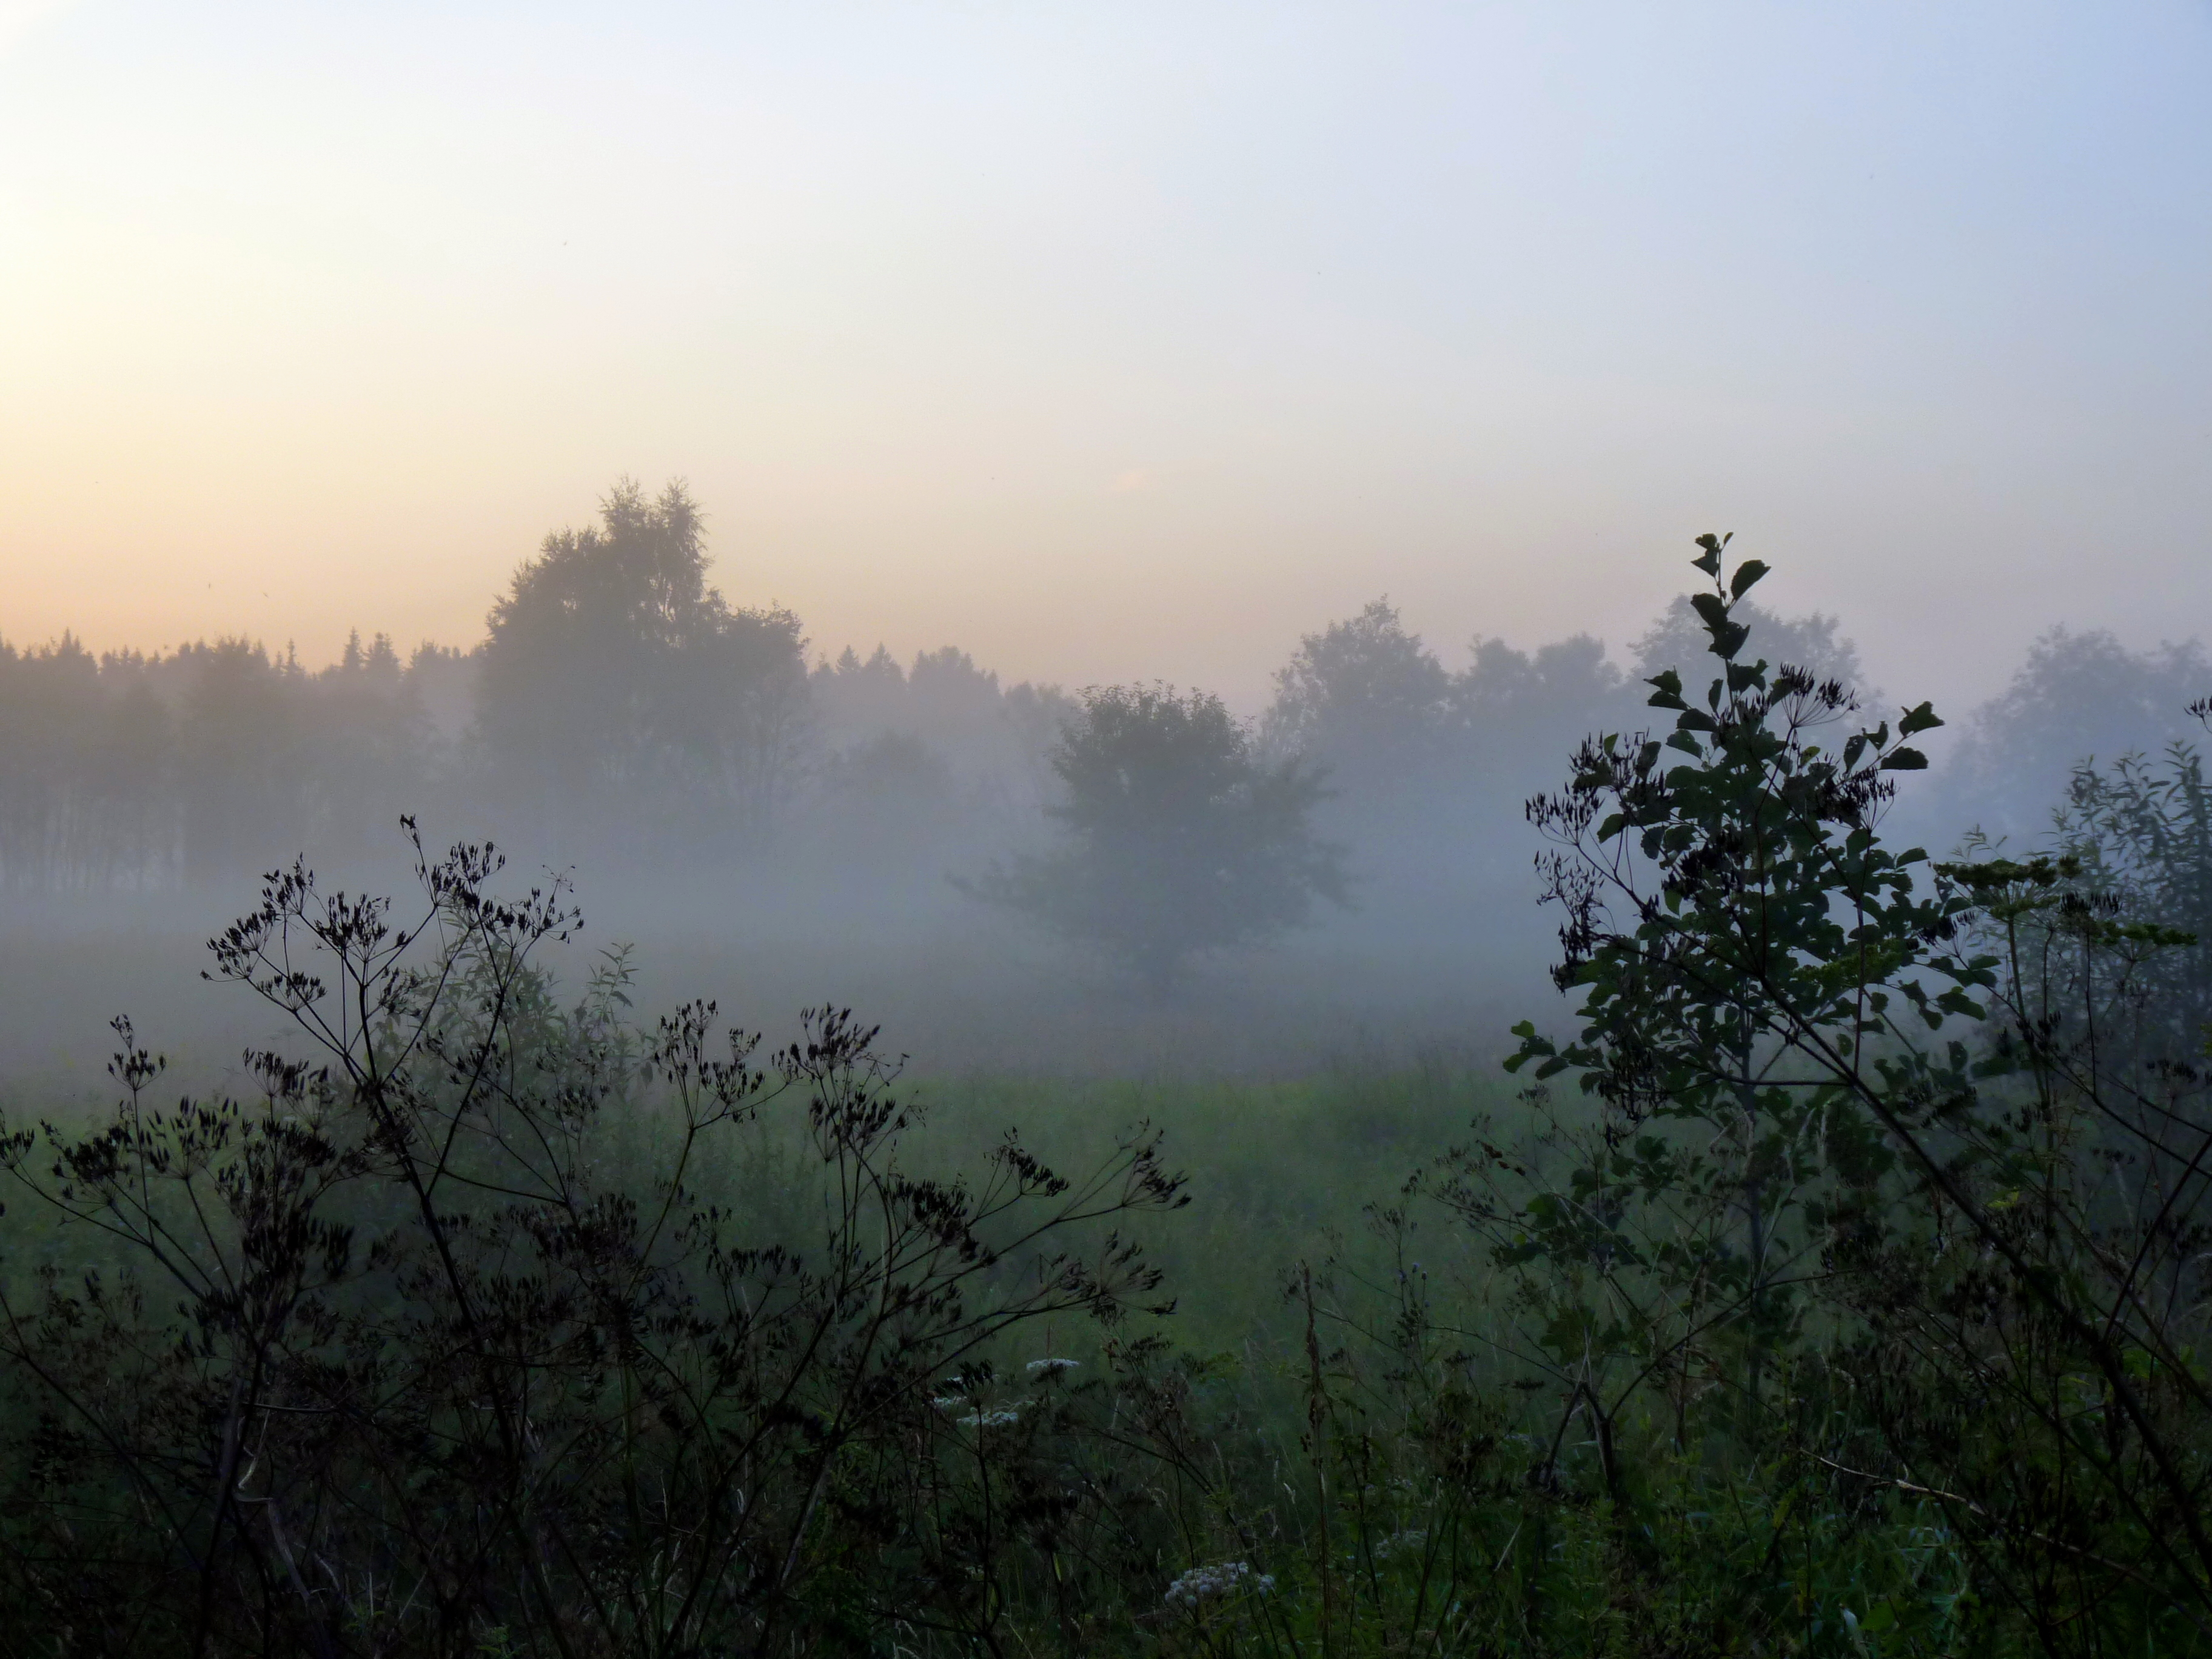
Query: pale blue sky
2,1,2207,715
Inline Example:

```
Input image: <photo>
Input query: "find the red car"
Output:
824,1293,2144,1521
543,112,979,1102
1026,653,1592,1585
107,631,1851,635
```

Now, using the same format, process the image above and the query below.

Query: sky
2,1,2208,716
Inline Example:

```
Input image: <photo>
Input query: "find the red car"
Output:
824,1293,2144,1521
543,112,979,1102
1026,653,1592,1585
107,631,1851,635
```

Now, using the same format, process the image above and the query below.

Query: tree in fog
1936,627,2212,843
964,684,1346,987
0,635,175,890
1452,633,1631,791
176,638,309,883
1261,598,1453,793
477,478,809,850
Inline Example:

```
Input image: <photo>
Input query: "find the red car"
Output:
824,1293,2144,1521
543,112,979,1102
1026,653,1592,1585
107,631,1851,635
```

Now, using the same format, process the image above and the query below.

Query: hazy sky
3,1,2207,716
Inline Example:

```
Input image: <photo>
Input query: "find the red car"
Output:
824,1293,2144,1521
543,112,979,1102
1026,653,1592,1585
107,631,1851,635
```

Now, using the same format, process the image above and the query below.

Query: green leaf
1728,558,1769,599
1689,592,1730,631
1880,746,1929,771
1691,533,1725,577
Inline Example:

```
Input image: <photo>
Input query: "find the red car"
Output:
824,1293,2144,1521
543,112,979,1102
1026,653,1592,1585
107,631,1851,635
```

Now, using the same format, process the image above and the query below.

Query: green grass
896,1057,1507,1351
1,1047,2193,1655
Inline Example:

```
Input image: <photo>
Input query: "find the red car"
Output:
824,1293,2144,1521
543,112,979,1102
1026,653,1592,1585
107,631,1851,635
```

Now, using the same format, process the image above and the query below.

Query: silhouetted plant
1503,533,2212,1651
0,822,1185,1655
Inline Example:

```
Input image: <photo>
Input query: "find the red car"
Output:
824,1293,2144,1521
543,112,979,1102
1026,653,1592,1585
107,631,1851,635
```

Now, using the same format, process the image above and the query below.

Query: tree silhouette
477,477,809,853
1261,598,1453,793
966,683,1346,987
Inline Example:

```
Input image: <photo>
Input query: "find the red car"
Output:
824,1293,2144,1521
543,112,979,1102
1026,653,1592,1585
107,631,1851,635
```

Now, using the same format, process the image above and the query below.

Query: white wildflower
1026,1357,1079,1377
1164,1560,1274,1607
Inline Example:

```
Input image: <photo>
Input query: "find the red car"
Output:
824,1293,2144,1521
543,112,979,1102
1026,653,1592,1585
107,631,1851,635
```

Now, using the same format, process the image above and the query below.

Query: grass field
0,893,2191,1654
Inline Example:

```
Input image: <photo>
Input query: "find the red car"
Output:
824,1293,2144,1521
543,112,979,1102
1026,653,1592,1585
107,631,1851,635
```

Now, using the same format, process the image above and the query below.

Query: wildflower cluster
1164,1560,1274,1608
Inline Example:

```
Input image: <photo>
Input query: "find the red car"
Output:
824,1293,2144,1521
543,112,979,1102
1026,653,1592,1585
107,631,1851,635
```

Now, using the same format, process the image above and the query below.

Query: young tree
1500,534,2212,1642
965,684,1346,988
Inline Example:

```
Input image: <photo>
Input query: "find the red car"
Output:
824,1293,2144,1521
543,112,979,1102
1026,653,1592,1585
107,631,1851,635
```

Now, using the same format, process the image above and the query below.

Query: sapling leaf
1897,700,1943,738
1729,558,1770,599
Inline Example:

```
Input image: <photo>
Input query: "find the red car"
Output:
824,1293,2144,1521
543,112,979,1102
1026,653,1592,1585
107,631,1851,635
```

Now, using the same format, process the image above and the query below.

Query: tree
0,634,176,891
477,478,809,854
1451,632,1632,803
1934,626,2212,845
1261,598,1453,795
965,684,1347,987
176,637,309,883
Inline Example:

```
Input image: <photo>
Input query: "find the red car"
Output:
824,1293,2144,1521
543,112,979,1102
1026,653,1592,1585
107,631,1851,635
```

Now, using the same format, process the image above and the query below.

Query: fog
3,2,2210,1087
5,472,2205,1092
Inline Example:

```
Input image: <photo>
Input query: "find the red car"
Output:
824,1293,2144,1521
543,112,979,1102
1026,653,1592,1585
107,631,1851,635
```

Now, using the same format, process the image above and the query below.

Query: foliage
2045,722,2212,1051
1503,532,2212,1651
0,826,1184,1655
1261,599,1455,793
478,477,809,850
964,683,1349,988
14,521,2212,1655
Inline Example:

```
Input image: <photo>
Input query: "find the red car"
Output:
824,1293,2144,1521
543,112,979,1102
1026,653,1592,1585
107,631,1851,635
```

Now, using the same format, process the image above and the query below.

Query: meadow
0,905,2102,1657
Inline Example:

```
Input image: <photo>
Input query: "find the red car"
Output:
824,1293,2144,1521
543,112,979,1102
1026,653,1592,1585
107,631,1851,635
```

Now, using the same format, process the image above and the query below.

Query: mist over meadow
10,490,2212,1654
3,474,2206,1091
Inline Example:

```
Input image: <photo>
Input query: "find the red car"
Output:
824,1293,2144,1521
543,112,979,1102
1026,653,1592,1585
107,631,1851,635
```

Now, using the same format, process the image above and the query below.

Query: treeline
0,483,1066,893
0,632,472,891
4,477,2205,900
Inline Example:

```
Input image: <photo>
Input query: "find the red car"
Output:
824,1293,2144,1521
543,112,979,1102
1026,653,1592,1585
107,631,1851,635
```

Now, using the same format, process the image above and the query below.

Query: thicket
2,535,2211,1655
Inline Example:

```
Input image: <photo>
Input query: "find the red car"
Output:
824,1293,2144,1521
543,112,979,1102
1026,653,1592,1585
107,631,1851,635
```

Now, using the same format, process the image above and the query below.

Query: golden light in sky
4,2,2208,708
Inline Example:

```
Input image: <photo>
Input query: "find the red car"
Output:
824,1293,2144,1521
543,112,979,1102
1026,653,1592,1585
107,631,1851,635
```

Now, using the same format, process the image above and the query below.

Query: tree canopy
966,684,1346,987
477,478,808,850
